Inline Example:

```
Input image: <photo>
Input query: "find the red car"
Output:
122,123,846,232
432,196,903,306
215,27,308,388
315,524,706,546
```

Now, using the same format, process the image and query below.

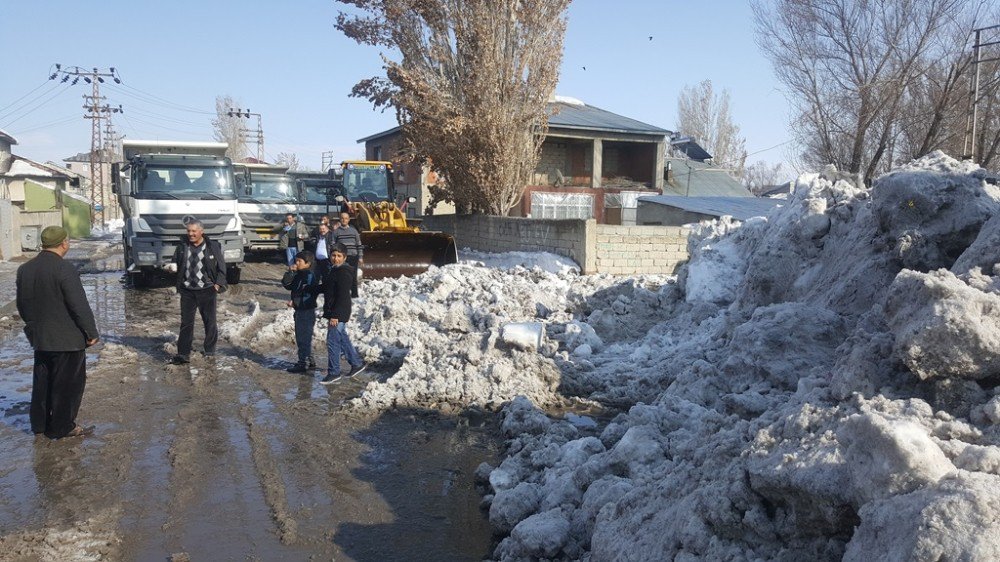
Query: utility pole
321,150,336,172
102,120,121,220
227,108,264,161
50,65,123,225
964,24,1000,163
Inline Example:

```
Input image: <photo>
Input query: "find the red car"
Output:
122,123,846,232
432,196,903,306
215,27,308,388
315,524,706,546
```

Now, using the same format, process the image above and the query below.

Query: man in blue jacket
170,218,227,365
282,250,320,373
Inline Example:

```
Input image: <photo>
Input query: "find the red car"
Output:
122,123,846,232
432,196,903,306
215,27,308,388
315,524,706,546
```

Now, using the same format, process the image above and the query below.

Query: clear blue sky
0,0,793,171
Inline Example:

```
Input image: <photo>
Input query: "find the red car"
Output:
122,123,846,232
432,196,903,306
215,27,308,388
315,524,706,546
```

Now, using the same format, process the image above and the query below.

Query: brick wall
594,224,689,275
421,214,690,276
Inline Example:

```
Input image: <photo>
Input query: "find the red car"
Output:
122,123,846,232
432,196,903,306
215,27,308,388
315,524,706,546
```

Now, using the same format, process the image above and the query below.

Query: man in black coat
319,243,366,385
170,218,227,364
16,226,99,439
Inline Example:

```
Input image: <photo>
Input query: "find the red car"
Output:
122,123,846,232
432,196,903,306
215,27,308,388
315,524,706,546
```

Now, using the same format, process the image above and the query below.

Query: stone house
357,97,670,224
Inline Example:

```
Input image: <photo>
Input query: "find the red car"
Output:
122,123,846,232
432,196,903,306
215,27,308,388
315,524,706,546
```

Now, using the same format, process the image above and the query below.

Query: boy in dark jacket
281,250,321,373
320,243,366,384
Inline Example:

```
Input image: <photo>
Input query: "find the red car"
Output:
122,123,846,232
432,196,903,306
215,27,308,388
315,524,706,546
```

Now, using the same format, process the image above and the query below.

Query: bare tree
335,0,572,215
211,95,248,160
275,152,300,171
743,160,787,196
676,80,748,177
753,0,965,183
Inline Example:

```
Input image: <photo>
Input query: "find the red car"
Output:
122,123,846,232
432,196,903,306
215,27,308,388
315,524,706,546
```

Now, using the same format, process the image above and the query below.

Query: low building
636,195,783,226
0,130,91,258
62,150,120,222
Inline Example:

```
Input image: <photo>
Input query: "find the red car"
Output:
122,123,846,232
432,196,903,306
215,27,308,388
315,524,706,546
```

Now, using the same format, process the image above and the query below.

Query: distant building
0,130,91,258
664,158,754,198
62,150,120,222
637,195,782,226
358,97,670,224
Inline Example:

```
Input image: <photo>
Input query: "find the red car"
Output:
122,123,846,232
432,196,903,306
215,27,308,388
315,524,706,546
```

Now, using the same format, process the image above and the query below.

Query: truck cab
234,164,297,252
113,140,244,287
289,170,346,225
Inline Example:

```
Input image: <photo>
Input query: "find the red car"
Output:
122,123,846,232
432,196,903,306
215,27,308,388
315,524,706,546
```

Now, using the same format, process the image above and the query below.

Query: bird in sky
582,66,587,71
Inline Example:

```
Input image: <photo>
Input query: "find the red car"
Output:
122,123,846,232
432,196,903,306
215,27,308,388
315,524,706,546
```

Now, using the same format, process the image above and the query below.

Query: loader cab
341,161,394,203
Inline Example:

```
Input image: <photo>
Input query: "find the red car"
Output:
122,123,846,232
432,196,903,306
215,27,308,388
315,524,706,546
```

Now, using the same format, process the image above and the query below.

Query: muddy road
0,238,498,561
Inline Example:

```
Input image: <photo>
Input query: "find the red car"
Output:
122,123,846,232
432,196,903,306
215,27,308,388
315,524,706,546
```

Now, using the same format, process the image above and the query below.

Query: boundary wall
421,214,689,275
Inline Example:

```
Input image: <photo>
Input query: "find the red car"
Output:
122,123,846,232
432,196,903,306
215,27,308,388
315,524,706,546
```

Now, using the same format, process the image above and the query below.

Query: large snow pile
219,260,674,411
476,152,1000,561
218,151,1000,559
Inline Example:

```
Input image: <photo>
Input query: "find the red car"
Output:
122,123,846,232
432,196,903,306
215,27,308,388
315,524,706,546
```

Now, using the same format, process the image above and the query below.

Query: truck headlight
134,218,152,232
136,252,157,264
224,249,242,260
225,217,240,231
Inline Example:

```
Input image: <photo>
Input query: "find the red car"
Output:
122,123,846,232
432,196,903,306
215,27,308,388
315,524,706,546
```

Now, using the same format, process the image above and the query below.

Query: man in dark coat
170,218,227,364
319,243,366,384
332,211,363,297
16,226,100,439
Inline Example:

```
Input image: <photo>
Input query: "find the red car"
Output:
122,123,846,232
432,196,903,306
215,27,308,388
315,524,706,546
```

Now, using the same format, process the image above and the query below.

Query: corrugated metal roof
664,158,753,197
548,102,669,135
357,101,671,143
638,195,783,221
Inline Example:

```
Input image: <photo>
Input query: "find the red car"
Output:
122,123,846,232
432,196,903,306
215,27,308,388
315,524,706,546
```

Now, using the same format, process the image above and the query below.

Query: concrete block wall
422,214,595,273
421,215,689,276
594,224,689,275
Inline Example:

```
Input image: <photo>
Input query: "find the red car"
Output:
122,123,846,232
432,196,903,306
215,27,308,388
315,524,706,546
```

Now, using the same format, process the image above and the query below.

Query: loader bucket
359,231,458,279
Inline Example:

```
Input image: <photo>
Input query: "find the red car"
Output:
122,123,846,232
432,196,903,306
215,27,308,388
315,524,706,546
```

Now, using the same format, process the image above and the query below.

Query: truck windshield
342,164,390,201
297,180,341,204
139,165,235,199
247,177,295,202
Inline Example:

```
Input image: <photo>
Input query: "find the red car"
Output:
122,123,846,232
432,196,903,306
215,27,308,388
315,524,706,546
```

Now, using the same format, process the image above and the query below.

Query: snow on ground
459,249,581,275
222,151,1000,560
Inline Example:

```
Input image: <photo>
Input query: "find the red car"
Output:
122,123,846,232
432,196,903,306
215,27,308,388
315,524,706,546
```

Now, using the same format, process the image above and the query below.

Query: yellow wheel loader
338,160,457,279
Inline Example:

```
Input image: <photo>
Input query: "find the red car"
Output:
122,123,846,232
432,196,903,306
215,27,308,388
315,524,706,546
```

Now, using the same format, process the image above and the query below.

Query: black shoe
286,363,307,373
169,355,190,365
347,363,368,378
306,359,317,370
319,373,342,385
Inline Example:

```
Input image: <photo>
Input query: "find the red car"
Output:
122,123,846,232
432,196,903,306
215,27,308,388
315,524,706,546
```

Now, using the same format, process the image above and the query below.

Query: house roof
547,102,670,136
670,136,712,161
664,158,754,197
63,151,94,163
0,128,16,145
638,195,783,221
5,155,71,179
356,100,671,143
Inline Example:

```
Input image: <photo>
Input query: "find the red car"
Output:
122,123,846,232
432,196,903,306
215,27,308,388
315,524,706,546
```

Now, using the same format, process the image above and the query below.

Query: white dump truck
112,140,244,287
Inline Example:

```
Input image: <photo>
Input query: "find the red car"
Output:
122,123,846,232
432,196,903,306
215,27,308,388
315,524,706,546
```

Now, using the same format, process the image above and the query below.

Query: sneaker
306,358,317,370
169,355,190,365
286,363,307,373
319,373,342,385
347,363,368,378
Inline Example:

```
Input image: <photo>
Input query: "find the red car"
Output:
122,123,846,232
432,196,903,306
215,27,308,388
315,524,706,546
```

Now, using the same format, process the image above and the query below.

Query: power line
0,83,72,128
0,79,58,120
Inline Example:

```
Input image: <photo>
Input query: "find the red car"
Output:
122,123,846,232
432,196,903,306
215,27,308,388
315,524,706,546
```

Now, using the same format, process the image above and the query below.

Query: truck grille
143,214,231,236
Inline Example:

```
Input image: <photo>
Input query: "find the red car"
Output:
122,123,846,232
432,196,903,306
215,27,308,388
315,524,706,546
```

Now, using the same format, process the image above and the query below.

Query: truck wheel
226,267,242,285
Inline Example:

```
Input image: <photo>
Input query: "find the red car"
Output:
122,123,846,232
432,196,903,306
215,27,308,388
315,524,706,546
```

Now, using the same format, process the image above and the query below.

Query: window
373,145,382,160
530,192,594,219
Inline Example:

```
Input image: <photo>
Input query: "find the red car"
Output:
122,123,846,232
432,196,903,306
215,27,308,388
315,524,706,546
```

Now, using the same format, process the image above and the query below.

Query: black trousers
31,350,87,438
347,255,360,298
178,287,218,358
